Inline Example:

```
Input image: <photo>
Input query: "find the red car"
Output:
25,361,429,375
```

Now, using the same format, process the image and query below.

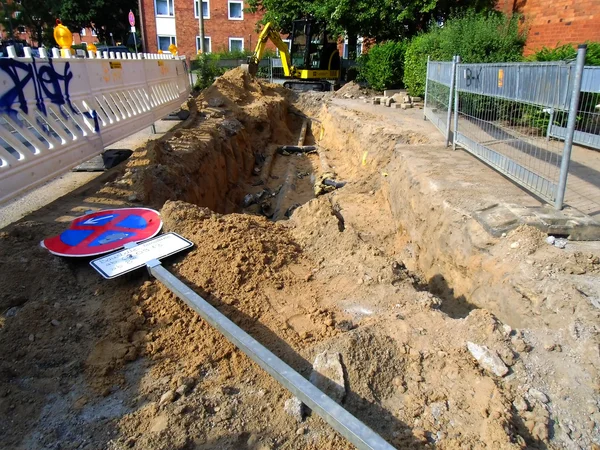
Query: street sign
128,10,135,27
41,207,162,257
90,233,193,279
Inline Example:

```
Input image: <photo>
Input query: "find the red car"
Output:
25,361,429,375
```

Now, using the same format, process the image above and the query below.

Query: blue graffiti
0,57,76,119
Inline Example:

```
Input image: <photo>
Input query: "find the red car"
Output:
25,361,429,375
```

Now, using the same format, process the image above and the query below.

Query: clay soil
0,69,599,450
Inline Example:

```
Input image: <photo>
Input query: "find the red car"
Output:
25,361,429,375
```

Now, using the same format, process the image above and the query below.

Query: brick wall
141,0,275,58
497,0,600,55
141,0,158,53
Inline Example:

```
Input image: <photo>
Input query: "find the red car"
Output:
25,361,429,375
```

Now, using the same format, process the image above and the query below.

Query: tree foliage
247,0,496,41
357,41,407,91
2,0,137,47
403,10,526,96
528,42,600,66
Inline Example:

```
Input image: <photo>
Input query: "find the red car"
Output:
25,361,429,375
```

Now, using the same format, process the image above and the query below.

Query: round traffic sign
128,11,135,27
41,207,162,257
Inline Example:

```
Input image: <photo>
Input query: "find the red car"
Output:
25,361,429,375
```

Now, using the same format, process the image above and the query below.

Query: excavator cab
244,19,340,91
285,19,340,91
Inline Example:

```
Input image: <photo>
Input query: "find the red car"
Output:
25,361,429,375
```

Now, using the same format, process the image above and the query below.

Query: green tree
247,0,496,43
2,0,137,47
403,10,526,96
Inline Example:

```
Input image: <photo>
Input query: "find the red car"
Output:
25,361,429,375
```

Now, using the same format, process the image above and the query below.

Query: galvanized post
423,55,430,120
554,45,587,210
445,56,458,147
452,56,461,150
148,263,396,450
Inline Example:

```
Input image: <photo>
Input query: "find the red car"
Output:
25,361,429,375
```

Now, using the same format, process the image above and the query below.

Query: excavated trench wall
316,103,548,328
131,70,294,214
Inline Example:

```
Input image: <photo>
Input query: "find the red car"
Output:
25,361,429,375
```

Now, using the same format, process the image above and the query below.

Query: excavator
242,19,340,91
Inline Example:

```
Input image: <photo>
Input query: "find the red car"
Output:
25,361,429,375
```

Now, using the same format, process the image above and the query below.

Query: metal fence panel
453,61,579,203
455,62,575,109
424,60,454,136
548,66,600,150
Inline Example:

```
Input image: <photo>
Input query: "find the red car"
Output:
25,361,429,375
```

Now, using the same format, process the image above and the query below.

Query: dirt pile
100,68,294,213
1,68,599,450
332,81,372,99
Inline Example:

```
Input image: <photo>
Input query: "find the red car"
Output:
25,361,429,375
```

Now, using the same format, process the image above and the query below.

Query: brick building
497,0,600,54
139,0,275,57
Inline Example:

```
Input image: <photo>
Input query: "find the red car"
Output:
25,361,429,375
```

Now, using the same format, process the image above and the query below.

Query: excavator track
283,80,332,92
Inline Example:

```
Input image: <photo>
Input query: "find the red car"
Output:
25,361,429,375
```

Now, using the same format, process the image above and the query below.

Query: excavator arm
244,22,292,77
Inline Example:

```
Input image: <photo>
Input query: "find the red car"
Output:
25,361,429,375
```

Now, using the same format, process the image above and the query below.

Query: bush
403,10,526,96
529,42,600,66
357,41,407,91
192,53,227,90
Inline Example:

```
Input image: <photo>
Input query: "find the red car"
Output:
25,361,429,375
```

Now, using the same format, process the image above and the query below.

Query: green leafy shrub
403,10,526,96
357,41,407,91
529,42,600,66
192,53,227,90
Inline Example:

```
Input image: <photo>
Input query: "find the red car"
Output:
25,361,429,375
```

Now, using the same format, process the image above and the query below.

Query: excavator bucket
241,62,258,76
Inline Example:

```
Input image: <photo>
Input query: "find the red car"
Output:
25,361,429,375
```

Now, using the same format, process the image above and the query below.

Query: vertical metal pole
554,45,586,210
198,0,205,54
423,55,430,120
133,31,138,57
137,0,147,52
445,56,458,147
151,123,157,134
453,56,461,150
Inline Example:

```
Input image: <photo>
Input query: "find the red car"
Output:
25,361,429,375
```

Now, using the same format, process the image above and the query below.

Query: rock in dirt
5,307,18,318
50,319,60,327
554,238,568,249
159,390,176,405
309,351,346,403
528,388,549,404
466,342,509,377
284,397,304,422
513,396,529,411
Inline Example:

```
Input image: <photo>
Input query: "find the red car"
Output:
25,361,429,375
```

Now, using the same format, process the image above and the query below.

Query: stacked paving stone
367,89,424,110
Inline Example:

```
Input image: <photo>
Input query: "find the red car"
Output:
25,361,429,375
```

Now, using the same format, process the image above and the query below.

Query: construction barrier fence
0,46,191,204
425,46,597,211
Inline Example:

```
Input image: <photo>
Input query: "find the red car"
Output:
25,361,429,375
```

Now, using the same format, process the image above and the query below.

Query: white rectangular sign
90,232,193,279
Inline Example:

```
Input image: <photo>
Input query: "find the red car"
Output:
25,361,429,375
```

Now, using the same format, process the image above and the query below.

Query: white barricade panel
0,50,190,204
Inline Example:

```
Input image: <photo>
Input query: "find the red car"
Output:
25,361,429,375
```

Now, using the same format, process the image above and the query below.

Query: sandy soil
0,69,598,450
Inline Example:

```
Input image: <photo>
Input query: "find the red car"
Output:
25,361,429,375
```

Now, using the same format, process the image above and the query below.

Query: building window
229,37,243,52
196,36,211,53
194,0,210,19
343,36,363,59
155,0,174,16
80,28,86,36
158,35,176,51
228,0,243,20
91,28,97,36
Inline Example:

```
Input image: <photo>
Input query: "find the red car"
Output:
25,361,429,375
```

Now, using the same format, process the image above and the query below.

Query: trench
133,79,484,323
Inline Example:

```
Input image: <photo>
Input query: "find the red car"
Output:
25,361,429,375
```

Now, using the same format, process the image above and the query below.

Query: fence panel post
445,55,458,147
554,45,587,210
452,56,461,150
423,56,430,120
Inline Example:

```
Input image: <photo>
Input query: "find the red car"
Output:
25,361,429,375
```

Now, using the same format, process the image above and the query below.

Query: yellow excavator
243,19,340,91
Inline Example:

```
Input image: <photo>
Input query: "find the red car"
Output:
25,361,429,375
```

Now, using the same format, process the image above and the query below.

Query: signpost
41,207,162,257
129,10,138,56
90,233,192,279
39,206,395,450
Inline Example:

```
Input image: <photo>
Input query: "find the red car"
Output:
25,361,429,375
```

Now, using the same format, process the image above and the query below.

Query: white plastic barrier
0,47,191,204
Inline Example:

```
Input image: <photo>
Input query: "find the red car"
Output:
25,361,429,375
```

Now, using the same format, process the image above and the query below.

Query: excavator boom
243,20,339,91
243,22,292,77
